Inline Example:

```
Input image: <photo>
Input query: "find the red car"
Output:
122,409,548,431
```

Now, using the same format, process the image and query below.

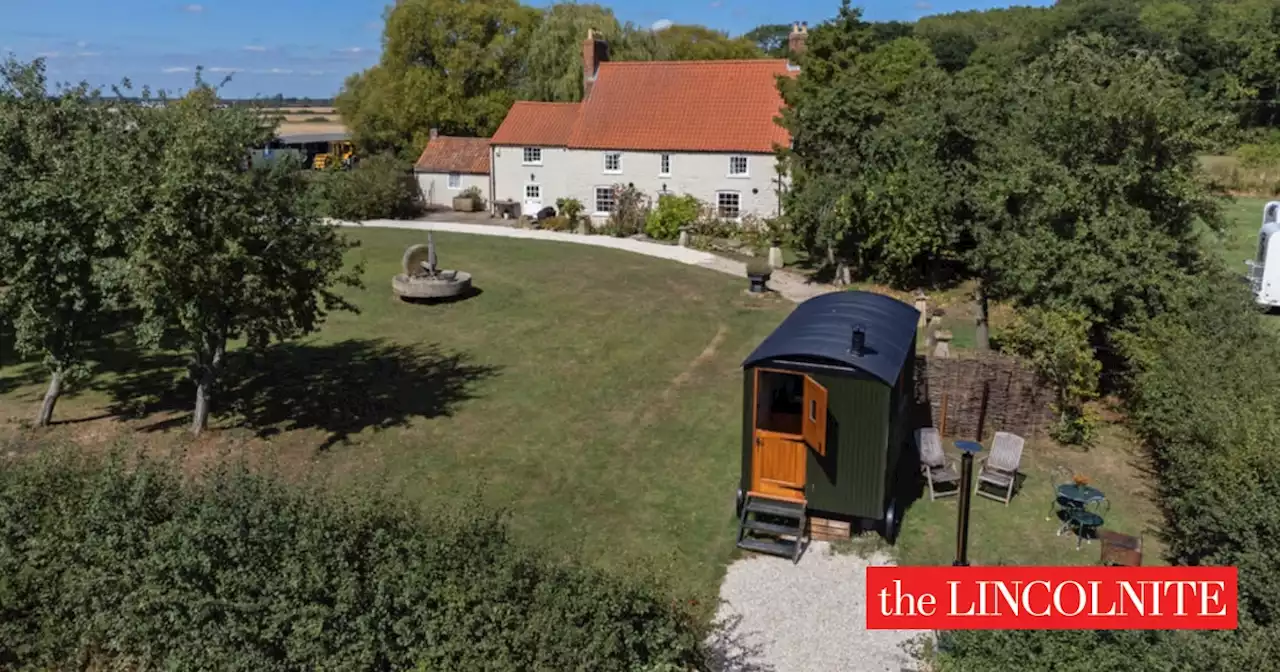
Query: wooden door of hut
749,369,829,502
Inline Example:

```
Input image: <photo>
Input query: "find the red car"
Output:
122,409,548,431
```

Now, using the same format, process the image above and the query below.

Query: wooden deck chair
975,431,1024,505
916,428,960,501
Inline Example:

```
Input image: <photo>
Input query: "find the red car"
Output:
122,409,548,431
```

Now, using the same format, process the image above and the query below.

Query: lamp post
953,440,983,567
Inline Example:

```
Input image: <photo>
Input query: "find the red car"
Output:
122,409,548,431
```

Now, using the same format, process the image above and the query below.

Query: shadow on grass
97,338,499,450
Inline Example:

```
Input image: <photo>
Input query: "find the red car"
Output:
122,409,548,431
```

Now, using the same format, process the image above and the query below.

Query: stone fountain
392,233,473,301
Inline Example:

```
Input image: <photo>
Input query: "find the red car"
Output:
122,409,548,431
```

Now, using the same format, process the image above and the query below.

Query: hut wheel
882,497,900,543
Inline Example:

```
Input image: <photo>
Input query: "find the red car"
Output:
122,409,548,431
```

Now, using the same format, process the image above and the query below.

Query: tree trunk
191,337,226,436
975,282,991,351
36,369,64,427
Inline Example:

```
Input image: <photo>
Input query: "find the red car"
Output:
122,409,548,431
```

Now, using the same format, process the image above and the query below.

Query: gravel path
332,218,840,305
708,543,931,672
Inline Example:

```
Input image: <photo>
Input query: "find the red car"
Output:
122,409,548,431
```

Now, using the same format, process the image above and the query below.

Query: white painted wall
416,172,488,208
491,146,784,222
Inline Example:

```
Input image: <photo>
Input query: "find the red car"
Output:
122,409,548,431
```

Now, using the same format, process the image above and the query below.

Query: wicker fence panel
915,352,1055,441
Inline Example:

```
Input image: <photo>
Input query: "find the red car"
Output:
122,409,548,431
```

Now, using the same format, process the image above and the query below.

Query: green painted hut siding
806,371,890,518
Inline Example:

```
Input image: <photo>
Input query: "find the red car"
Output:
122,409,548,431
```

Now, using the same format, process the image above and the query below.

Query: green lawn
0,228,793,600
0,226,1171,591
1210,195,1271,269
892,422,1166,567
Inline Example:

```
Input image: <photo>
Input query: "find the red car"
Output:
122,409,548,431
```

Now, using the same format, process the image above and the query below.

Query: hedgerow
0,447,703,671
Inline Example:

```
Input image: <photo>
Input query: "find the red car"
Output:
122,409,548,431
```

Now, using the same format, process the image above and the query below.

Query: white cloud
75,40,89,48
182,4,203,13
35,51,60,58
242,45,268,52
652,19,673,31
75,51,101,58
709,1,723,7
207,67,237,73
914,1,933,9
162,66,191,73
253,68,293,75
336,47,365,54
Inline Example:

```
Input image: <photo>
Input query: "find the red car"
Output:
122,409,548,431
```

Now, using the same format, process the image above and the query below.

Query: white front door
523,183,542,216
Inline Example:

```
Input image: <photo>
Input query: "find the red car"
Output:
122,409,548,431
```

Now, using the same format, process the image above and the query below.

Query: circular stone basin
392,270,473,300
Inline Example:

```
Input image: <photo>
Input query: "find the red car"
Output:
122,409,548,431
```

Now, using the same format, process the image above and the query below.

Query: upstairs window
660,154,671,176
522,147,542,165
729,155,748,177
604,152,622,173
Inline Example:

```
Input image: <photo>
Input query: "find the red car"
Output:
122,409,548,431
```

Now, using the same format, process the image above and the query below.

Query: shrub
459,185,483,203
311,152,423,220
0,448,704,671
1001,307,1101,446
746,259,772,277
540,216,572,232
603,185,649,237
645,194,701,240
555,197,584,226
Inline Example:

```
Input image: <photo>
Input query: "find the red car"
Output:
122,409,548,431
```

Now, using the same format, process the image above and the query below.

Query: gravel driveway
708,542,932,672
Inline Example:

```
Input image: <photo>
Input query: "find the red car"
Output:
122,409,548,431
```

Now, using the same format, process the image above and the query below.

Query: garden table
1053,484,1106,537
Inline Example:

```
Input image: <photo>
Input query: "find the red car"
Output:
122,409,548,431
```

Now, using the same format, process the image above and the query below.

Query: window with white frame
717,191,741,220
604,152,622,173
728,155,749,177
522,147,542,165
525,183,541,201
447,173,461,189
595,186,616,213
659,154,671,176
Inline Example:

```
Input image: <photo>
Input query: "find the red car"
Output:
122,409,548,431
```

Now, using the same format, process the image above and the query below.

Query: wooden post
976,380,990,442
939,391,949,437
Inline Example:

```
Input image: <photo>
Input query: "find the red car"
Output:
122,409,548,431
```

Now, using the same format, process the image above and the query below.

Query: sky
0,0,1053,99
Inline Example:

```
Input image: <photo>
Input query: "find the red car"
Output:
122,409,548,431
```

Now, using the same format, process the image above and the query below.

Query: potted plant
746,259,772,294
453,186,483,213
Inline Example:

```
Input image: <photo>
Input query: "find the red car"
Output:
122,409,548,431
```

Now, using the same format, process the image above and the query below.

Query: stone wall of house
914,352,1055,442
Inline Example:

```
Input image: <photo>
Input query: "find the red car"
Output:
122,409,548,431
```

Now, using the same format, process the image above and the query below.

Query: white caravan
1247,201,1280,309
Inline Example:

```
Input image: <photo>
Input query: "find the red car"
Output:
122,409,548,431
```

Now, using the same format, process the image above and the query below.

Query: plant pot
452,196,477,212
747,272,772,294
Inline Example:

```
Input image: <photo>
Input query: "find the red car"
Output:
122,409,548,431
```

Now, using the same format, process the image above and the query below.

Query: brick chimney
788,22,808,58
582,29,609,99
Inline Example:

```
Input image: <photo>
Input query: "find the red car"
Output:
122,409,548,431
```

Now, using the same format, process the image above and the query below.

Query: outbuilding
736,291,920,561
413,132,491,209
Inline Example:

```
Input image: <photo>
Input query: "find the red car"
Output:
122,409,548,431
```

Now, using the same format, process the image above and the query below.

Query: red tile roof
489,59,793,153
567,59,793,153
414,136,491,174
490,102,581,147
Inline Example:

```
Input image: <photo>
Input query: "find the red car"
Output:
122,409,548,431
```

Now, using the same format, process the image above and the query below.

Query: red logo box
866,566,1238,630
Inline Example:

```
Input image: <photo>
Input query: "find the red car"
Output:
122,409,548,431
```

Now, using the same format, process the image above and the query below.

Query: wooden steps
736,493,806,563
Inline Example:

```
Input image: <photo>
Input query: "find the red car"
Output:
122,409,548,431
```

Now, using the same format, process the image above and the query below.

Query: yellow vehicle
313,141,355,170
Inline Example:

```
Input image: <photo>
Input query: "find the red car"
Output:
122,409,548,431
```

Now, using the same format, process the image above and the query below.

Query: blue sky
0,1,1051,98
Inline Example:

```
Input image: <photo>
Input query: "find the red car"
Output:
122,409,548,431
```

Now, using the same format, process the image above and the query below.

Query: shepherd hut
736,291,920,560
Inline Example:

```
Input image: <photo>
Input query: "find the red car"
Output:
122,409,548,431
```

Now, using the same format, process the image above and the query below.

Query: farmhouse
413,130,491,208
487,26,806,222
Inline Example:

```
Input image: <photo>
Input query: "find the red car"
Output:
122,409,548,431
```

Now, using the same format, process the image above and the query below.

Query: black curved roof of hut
742,291,919,385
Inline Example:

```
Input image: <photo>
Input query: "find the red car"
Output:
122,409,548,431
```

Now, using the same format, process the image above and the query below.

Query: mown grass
0,227,793,600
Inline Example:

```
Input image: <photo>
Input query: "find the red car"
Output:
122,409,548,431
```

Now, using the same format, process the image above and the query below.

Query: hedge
0,448,703,671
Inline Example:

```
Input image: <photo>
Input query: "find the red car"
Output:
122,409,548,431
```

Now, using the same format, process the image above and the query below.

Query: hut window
808,399,817,422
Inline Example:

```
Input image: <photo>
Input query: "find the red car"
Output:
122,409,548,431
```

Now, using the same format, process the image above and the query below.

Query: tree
779,2,960,286
742,24,792,58
963,35,1223,353
130,81,362,434
337,0,538,159
651,25,763,60
0,59,147,426
522,3,623,102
